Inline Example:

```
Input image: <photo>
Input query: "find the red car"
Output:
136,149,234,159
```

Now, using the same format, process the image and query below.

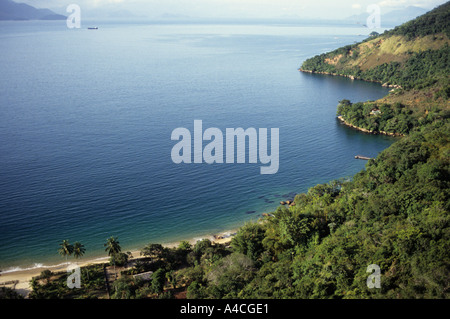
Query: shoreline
299,68,405,138
0,199,288,276
298,68,403,89
0,229,237,297
299,69,405,139
337,115,404,137
0,192,290,297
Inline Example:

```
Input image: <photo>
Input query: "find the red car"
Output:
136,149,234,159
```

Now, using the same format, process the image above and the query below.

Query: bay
0,20,393,271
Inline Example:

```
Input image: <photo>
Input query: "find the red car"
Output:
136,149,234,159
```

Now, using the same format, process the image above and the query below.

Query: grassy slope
325,34,448,72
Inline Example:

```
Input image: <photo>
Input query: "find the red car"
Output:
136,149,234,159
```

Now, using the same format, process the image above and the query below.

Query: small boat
88,27,98,30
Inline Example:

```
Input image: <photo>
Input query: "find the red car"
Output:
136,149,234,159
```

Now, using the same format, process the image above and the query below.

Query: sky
18,0,449,19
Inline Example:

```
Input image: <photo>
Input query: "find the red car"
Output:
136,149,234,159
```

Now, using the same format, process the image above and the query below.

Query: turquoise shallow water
0,20,393,271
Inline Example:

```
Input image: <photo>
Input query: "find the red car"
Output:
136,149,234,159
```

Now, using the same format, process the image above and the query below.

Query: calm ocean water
0,20,393,271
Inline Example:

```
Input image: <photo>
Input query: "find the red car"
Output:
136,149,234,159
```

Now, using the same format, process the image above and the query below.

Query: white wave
0,262,70,275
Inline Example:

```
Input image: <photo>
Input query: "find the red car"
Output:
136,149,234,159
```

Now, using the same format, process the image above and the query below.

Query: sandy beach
0,231,235,298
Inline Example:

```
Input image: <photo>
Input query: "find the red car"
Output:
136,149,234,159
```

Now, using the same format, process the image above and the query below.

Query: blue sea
0,20,394,272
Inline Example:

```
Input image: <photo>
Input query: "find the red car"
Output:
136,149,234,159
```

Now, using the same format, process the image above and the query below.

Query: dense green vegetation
0,287,24,299
336,99,449,135
358,45,449,90
301,43,449,90
28,264,106,299
157,121,448,299
385,2,450,38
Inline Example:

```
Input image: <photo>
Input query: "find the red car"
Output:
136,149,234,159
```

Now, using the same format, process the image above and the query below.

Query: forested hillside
300,2,449,90
300,2,449,136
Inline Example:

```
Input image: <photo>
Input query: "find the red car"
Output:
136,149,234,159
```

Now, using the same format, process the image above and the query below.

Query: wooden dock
355,155,372,160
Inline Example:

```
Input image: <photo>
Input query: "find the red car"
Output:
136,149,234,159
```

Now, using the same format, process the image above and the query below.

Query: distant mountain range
346,6,427,27
0,0,66,20
0,0,430,25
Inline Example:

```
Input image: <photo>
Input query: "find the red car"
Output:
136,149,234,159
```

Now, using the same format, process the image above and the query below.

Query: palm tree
104,236,121,256
73,242,86,260
104,236,121,278
58,240,73,262
73,241,88,281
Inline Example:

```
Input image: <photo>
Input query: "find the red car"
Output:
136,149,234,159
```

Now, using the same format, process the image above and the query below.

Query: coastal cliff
299,68,403,88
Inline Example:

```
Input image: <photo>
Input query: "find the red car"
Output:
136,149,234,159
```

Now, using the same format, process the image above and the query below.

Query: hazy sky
20,0,448,19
